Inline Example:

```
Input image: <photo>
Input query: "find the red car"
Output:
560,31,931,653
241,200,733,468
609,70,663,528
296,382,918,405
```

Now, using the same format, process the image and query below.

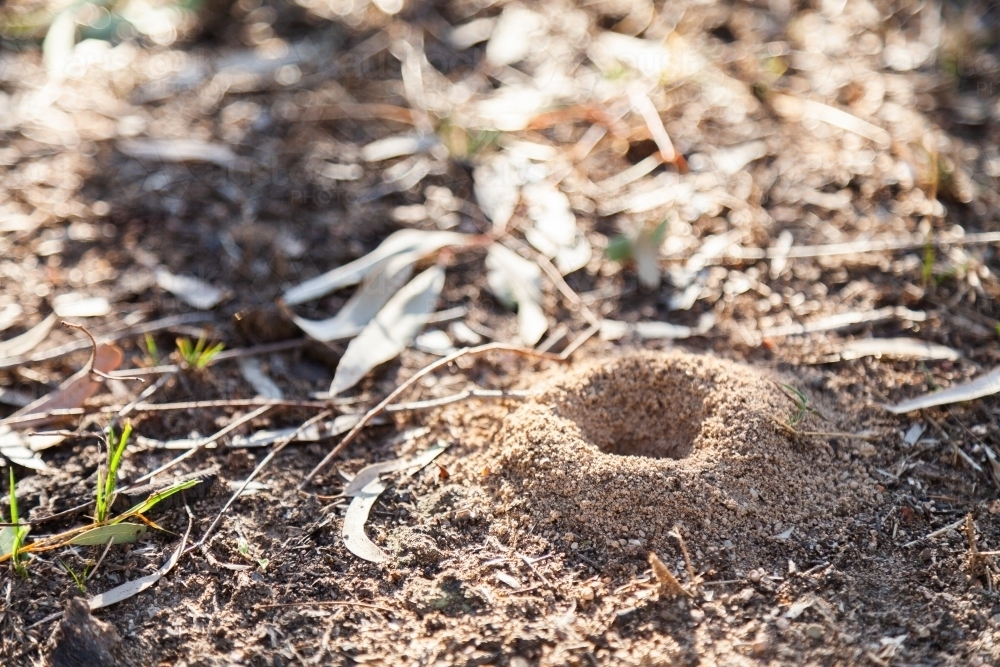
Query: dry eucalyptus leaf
52,294,111,318
330,264,445,396
342,478,390,564
69,523,147,546
6,343,124,431
885,366,1000,414
282,230,468,306
88,517,190,611
0,313,58,360
0,304,23,333
472,154,524,231
237,358,283,400
155,269,224,310
0,427,49,471
837,338,960,362
522,182,591,275
343,440,450,497
485,244,547,346
117,138,239,168
292,251,418,342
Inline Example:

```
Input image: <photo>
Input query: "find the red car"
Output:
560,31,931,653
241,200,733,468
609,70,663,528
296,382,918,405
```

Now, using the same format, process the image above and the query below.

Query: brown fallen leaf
3,343,124,431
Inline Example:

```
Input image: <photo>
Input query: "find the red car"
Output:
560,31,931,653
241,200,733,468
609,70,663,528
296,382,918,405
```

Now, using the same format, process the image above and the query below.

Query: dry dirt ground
1,0,1000,664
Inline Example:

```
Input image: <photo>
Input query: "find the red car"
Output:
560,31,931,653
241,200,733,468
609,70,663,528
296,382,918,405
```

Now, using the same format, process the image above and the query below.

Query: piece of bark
46,598,120,667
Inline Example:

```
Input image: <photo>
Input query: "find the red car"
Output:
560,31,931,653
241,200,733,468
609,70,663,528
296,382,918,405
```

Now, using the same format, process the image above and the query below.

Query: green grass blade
114,479,200,520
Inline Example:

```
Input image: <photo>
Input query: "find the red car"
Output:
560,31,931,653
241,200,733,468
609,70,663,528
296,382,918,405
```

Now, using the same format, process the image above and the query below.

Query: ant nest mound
491,350,869,566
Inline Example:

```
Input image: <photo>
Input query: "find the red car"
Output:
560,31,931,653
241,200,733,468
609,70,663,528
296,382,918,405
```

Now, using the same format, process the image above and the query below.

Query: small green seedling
3,469,29,577
95,422,132,523
781,384,814,427
60,559,90,594
606,219,669,289
176,335,225,369
921,242,935,288
143,333,161,366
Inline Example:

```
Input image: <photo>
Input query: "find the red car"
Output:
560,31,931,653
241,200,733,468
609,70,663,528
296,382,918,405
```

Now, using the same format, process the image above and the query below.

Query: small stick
86,536,116,582
671,526,697,584
519,553,553,587
255,600,394,614
500,237,602,329
901,518,966,548
62,322,145,382
384,388,536,412
0,313,213,371
300,343,567,488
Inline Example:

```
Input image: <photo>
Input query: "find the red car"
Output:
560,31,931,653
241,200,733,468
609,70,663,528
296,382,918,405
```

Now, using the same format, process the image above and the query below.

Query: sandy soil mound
490,350,877,570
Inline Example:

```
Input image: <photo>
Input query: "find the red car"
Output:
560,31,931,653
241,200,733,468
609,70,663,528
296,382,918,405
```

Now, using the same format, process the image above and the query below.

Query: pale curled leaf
473,154,524,232
343,441,449,497
89,515,191,611
330,265,446,396
43,9,76,81
522,182,591,275
155,269,224,310
0,427,49,471
485,244,547,346
117,139,239,168
282,230,469,306
837,338,960,362
885,366,1000,414
0,304,23,333
292,252,417,342
485,7,546,66
70,523,146,546
600,314,715,342
361,133,437,162
342,479,390,563
238,358,283,400
0,313,58,360
227,415,362,448
52,294,111,318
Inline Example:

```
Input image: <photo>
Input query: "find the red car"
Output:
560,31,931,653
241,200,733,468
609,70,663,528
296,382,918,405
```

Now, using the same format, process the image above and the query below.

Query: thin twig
300,343,567,488
189,410,333,554
131,404,274,485
901,518,966,548
0,313,213,371
501,237,602,329
86,536,116,582
385,388,536,412
62,322,145,382
255,600,394,614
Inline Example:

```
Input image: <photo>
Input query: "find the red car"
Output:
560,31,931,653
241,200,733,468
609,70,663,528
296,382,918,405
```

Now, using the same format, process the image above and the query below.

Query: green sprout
95,422,132,523
3,469,29,577
176,335,225,369
143,333,160,366
922,242,935,288
60,559,90,594
781,384,812,427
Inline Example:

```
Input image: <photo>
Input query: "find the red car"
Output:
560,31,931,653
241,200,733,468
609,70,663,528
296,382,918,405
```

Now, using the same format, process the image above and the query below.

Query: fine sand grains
488,350,876,569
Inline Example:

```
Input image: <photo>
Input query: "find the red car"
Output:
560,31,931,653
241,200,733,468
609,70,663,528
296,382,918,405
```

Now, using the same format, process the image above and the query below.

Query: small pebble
579,587,594,601
749,570,762,583
564,532,575,543
510,658,530,667
849,481,859,490
751,633,770,656
775,617,790,631
689,608,705,623
805,623,824,639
